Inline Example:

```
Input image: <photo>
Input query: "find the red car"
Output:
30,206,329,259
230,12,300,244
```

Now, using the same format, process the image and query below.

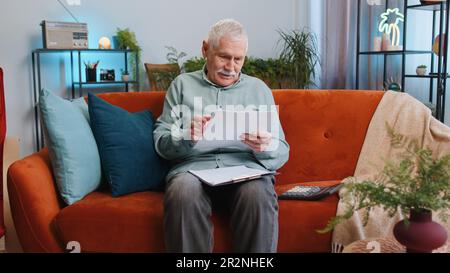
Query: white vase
373,37,382,51
121,74,129,82
416,68,427,76
382,34,391,51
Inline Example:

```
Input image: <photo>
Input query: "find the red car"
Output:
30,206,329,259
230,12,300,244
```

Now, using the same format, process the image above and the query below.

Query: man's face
202,35,247,87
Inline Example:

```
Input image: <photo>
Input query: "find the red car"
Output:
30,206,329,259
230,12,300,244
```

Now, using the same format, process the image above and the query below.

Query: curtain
319,0,358,89
311,0,405,90
0,67,5,238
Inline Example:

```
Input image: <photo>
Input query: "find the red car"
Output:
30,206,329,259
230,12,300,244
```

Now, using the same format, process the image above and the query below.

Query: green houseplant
161,28,320,89
242,57,284,88
184,57,206,73
115,28,142,86
116,27,141,52
319,123,450,252
276,28,320,89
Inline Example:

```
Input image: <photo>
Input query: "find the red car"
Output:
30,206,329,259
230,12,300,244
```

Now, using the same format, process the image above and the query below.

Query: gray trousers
164,172,279,253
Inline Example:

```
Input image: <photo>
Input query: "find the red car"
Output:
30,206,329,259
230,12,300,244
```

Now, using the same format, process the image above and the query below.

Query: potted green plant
318,123,450,253
276,28,320,89
115,27,141,52
178,28,320,89
416,64,427,76
115,28,141,86
242,57,283,88
183,57,206,73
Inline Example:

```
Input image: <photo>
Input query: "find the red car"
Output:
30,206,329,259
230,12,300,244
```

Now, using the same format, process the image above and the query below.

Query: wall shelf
359,50,433,55
356,0,449,123
31,48,139,150
408,3,447,11
405,74,450,78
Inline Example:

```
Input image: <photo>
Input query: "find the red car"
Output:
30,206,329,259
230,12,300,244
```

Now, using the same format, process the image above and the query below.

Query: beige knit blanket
331,91,450,253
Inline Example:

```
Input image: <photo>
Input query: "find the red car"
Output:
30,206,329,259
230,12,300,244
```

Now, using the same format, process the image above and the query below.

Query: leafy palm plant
277,28,320,89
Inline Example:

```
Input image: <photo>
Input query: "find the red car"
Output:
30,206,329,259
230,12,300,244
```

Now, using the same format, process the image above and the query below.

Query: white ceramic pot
121,74,130,82
416,68,427,76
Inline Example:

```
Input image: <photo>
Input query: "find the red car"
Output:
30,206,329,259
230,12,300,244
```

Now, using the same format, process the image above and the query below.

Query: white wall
4,0,446,158
0,0,300,157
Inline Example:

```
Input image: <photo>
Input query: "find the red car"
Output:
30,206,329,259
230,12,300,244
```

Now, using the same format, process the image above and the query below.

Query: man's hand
190,115,212,143
240,131,272,152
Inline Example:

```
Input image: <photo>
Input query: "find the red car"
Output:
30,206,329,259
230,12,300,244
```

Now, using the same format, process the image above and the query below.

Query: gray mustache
218,70,237,77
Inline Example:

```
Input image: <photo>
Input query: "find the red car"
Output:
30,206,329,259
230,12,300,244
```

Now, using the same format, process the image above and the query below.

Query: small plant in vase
416,65,427,76
121,69,130,82
318,123,450,253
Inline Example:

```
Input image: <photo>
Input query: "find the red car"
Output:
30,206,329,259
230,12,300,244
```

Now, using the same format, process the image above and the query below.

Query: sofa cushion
54,191,166,252
39,89,101,205
88,93,168,197
54,180,340,253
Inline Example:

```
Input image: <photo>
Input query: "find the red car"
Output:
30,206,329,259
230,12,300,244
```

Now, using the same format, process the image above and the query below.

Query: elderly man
153,18,289,253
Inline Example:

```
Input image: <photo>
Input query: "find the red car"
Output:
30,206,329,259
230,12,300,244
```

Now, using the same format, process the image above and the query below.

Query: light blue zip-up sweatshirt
153,68,290,182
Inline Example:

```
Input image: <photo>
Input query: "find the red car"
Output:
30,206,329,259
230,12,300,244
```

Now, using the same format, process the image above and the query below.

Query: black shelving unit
356,0,449,122
31,48,139,150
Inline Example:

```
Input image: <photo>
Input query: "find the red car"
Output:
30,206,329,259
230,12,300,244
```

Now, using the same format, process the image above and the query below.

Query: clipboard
188,165,277,187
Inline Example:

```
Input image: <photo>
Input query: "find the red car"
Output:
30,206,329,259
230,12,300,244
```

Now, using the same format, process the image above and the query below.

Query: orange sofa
7,89,384,253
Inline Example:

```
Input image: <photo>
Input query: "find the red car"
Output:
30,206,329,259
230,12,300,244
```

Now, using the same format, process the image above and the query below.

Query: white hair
207,18,248,50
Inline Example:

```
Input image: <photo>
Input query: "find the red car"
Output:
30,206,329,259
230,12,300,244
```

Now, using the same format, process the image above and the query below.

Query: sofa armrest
7,148,64,252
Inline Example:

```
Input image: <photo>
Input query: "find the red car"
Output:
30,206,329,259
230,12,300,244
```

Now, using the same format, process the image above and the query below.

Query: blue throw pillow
88,93,168,196
39,89,102,205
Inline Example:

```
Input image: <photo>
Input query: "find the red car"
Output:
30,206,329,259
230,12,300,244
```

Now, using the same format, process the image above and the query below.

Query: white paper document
188,165,276,186
193,110,279,152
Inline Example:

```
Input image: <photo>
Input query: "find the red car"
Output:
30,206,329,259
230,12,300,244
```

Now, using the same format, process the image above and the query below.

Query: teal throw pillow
39,89,102,205
88,93,168,196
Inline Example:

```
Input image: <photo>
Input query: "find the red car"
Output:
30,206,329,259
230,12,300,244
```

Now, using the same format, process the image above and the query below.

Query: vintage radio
41,20,88,49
